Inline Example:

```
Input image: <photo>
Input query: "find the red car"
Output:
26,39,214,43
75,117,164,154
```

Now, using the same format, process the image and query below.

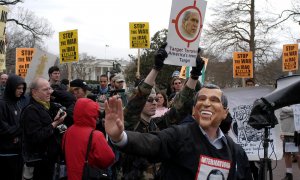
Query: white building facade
71,59,129,81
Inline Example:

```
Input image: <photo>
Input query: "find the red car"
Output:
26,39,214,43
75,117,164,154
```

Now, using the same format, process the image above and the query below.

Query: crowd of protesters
0,44,299,180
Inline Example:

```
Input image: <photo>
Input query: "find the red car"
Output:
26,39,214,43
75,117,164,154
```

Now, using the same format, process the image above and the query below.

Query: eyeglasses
147,97,159,103
174,82,182,85
39,87,53,92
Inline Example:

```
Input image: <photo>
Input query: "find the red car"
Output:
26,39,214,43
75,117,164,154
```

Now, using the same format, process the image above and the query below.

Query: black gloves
190,48,205,80
153,43,168,71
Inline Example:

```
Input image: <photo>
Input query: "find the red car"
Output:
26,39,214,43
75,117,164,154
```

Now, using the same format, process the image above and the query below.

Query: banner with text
15,48,35,78
233,51,253,78
59,29,78,63
282,44,298,72
165,0,207,66
0,5,8,72
129,22,150,49
223,86,282,160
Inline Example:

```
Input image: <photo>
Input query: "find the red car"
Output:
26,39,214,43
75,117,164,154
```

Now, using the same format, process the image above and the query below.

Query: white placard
25,48,58,86
223,86,283,161
165,0,207,66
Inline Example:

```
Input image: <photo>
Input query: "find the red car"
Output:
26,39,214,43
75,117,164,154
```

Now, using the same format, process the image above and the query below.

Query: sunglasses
174,82,182,85
147,97,159,103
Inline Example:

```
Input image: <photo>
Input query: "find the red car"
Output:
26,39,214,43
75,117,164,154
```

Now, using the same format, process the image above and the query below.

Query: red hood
73,98,99,128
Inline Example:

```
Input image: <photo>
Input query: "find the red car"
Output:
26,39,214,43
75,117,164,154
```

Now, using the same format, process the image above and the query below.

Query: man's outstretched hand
104,96,124,142
153,43,168,71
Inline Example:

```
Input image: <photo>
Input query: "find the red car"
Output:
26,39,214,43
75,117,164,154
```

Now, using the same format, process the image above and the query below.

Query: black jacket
0,74,27,154
180,115,253,180
21,98,61,162
51,85,76,127
121,121,251,180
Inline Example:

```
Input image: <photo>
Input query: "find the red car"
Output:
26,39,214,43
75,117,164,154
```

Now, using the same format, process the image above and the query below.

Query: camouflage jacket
124,81,196,131
122,81,196,179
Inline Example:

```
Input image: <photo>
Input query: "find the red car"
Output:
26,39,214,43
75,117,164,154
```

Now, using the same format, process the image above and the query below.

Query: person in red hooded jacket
63,98,115,180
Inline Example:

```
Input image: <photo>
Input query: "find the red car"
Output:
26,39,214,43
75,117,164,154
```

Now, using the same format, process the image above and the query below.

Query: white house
71,59,129,81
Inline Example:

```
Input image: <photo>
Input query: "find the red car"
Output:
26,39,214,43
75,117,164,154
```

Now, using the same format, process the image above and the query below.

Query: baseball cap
70,79,92,91
113,74,125,82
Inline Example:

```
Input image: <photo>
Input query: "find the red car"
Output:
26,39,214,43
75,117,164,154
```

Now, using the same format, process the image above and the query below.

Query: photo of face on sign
180,10,200,39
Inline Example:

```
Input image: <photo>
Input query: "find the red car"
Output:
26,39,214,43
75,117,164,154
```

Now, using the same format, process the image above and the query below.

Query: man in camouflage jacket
122,44,204,180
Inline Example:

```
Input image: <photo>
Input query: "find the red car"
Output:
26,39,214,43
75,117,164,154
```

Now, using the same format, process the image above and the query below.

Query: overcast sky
18,0,297,60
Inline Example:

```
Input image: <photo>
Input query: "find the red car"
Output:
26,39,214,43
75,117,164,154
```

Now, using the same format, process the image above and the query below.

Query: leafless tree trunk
203,0,279,77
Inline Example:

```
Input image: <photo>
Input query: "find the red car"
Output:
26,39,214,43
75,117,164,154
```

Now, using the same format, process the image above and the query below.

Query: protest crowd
0,44,300,180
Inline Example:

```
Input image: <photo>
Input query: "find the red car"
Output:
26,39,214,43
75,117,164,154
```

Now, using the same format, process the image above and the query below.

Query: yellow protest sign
59,29,78,63
0,5,8,72
282,44,298,72
15,48,35,78
129,22,150,48
233,52,253,78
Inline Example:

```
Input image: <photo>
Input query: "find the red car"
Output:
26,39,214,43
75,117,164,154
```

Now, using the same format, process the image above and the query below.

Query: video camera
249,76,300,130
94,89,125,115
52,102,66,115
96,89,126,101
108,89,125,97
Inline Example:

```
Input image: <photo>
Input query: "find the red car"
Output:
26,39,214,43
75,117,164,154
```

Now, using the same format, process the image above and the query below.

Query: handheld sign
233,52,253,78
15,48,35,78
165,0,207,66
59,29,78,63
25,49,58,86
0,5,8,72
282,44,298,72
129,22,150,49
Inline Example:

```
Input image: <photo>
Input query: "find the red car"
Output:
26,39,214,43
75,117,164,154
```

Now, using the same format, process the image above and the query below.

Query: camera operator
21,78,67,180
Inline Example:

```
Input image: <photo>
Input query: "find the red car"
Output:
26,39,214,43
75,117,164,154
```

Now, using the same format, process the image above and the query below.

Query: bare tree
5,26,47,73
1,1,54,73
2,1,53,40
0,0,22,5
203,0,279,72
267,0,300,31
7,6,54,41
71,53,97,80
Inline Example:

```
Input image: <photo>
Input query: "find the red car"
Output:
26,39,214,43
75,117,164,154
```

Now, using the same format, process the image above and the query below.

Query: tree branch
266,10,300,32
0,0,22,5
6,18,41,39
